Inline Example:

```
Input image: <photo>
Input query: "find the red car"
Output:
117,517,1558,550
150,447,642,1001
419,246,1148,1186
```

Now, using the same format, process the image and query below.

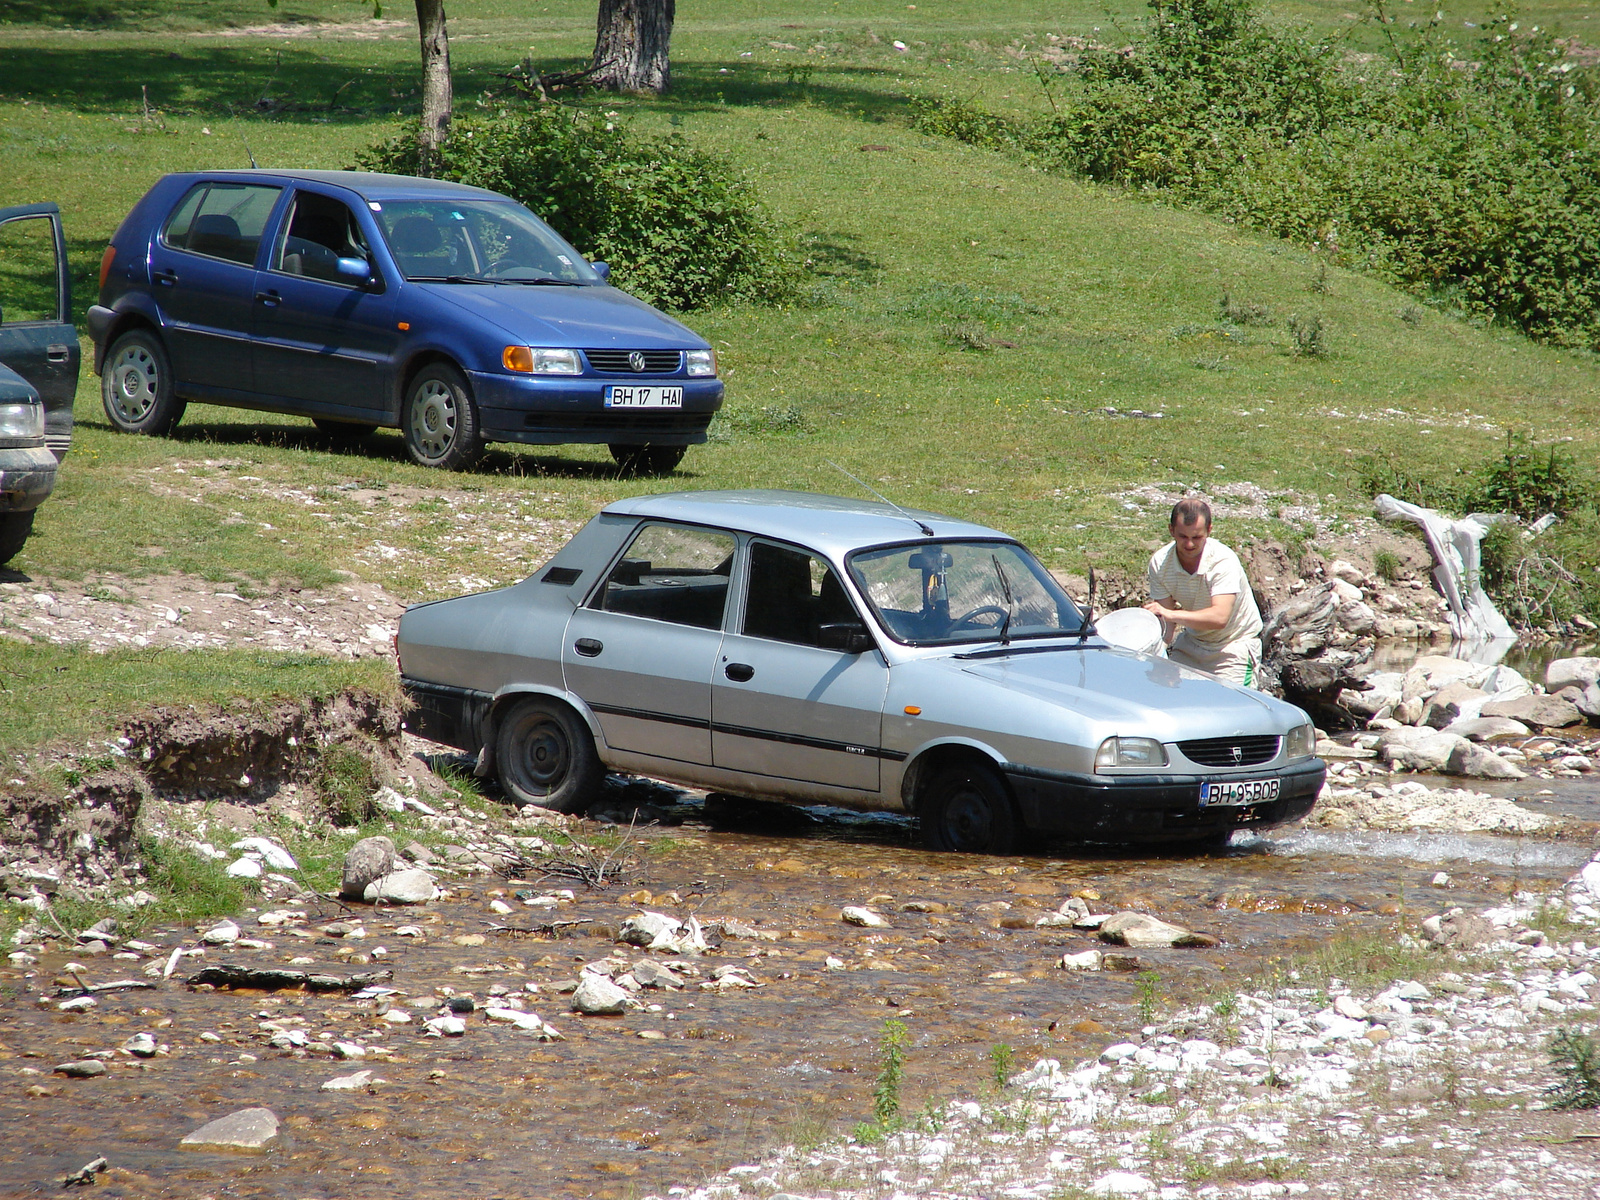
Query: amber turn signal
98,245,117,290
503,345,534,372
904,705,921,716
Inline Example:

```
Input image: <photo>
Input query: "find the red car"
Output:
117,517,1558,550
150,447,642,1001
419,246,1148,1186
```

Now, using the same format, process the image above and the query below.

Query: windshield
846,540,1085,646
373,199,598,284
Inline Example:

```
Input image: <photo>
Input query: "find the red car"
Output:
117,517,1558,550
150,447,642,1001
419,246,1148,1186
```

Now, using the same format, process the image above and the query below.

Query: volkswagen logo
1230,745,1243,764
628,351,647,373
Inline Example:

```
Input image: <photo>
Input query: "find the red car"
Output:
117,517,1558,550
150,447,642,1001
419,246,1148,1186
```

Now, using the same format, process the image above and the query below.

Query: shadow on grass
0,0,332,32
107,418,712,483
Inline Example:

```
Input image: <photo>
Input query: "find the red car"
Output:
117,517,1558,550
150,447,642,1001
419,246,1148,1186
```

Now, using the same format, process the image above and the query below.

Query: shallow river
1,791,1593,1200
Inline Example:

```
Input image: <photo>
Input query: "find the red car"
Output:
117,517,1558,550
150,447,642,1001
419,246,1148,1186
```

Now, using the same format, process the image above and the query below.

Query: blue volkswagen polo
87,170,724,473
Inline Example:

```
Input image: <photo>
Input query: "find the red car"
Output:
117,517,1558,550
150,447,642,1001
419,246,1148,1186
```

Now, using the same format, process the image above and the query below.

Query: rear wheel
609,443,686,476
102,329,186,436
312,418,377,440
920,762,1020,854
494,697,601,813
404,363,483,470
0,511,34,567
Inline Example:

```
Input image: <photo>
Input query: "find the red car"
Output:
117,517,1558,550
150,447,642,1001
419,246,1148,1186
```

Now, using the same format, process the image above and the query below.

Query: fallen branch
54,979,157,997
501,818,639,889
187,965,394,992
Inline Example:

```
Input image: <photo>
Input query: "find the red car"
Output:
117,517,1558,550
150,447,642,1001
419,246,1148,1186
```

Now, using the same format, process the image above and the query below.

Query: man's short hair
1169,497,1212,530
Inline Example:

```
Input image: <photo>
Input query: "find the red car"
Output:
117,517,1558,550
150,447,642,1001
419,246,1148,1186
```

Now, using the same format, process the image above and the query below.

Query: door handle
153,269,177,286
724,662,755,682
46,345,70,363
574,638,603,657
254,290,281,307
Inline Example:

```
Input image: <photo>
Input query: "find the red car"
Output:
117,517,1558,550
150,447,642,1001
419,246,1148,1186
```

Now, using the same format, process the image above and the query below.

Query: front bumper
0,446,58,513
469,370,724,446
1004,757,1325,844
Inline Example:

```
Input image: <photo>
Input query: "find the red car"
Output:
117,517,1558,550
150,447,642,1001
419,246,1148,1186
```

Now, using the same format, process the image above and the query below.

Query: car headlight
686,349,717,377
503,346,581,375
0,402,44,441
1284,723,1316,760
1094,736,1169,771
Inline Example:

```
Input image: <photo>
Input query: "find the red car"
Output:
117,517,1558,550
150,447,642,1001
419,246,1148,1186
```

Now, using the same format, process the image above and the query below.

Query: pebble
57,996,96,1013
180,1107,280,1153
841,906,888,928
53,1060,107,1078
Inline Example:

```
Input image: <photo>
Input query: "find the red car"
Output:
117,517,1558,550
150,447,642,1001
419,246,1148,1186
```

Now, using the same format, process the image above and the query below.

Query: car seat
188,213,243,261
746,547,815,645
388,215,450,276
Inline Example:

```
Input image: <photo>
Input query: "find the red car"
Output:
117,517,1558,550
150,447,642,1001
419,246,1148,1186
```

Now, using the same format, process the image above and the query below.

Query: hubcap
409,378,457,461
941,785,993,849
518,717,568,791
108,345,158,422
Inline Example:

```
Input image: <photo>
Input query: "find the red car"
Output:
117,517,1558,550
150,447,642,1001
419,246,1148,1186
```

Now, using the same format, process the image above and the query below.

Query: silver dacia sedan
397,490,1324,853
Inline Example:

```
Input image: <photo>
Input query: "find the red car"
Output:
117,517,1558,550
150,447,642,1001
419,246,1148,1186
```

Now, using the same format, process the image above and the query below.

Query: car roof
602,490,1011,557
166,169,510,204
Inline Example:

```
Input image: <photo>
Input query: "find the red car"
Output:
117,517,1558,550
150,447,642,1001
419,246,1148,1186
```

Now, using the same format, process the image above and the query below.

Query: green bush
913,0,1600,349
356,109,801,310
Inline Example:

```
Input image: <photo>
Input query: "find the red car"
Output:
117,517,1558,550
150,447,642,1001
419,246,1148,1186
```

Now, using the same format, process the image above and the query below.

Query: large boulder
1097,912,1220,949
362,868,437,905
1577,683,1600,723
1480,694,1584,729
340,836,395,901
1442,716,1532,742
1478,664,1533,698
1401,656,1485,705
572,973,633,1015
179,1108,280,1153
1547,657,1600,694
1421,683,1490,730
1444,742,1526,780
1337,671,1403,719
1377,727,1467,773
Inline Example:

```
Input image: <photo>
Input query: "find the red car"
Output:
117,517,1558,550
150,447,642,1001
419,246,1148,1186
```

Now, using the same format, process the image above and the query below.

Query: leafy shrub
1458,431,1598,520
313,743,378,827
357,109,801,310
914,0,1600,349
1372,548,1402,583
1287,312,1327,358
1548,1028,1600,1110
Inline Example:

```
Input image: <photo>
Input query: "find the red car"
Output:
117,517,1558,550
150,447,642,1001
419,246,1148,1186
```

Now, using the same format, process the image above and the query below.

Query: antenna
825,460,934,537
240,133,258,169
1076,566,1098,643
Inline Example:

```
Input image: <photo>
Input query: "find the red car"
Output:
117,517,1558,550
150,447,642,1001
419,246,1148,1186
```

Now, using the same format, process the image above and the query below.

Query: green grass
2,1,1599,749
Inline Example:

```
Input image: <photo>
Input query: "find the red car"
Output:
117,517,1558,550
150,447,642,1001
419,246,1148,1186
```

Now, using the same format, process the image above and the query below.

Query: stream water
2,784,1593,1200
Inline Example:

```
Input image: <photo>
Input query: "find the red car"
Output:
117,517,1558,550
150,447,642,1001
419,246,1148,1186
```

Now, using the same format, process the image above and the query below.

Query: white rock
573,973,633,1015
57,996,96,1012
1089,1171,1158,1196
225,858,263,879
424,1016,466,1036
1547,657,1600,693
321,1069,377,1091
1100,1043,1140,1063
841,906,888,928
380,1009,412,1024
485,1007,547,1032
229,838,297,871
332,1042,366,1059
200,919,240,945
1333,994,1369,1020
362,869,438,905
179,1108,280,1153
1060,949,1104,971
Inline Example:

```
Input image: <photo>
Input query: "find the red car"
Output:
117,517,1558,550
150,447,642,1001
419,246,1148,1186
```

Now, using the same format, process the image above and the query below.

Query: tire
609,443,687,476
313,418,378,440
920,761,1020,854
403,363,483,470
101,329,186,436
494,697,601,813
0,511,34,568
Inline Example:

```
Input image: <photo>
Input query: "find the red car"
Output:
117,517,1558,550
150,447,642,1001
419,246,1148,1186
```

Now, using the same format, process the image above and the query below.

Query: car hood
950,646,1288,740
412,282,707,349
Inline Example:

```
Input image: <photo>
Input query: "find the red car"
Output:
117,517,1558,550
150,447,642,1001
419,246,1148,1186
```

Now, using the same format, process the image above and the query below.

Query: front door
150,181,282,395
0,204,78,458
561,521,735,765
712,540,888,792
251,188,397,417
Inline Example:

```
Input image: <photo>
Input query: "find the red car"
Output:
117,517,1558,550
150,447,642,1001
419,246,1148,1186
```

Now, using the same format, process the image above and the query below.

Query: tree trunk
590,0,675,93
414,0,453,175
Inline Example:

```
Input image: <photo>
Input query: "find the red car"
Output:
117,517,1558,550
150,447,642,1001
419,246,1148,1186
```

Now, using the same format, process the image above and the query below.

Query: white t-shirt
1147,537,1263,650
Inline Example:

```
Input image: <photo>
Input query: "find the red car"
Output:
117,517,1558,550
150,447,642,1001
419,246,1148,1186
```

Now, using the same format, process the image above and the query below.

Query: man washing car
1144,497,1263,687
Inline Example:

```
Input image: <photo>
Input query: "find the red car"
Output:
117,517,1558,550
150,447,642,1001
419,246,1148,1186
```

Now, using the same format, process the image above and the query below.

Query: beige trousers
1167,634,1262,688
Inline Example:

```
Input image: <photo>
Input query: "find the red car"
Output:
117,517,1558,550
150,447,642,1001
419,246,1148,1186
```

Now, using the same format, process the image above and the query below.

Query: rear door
0,203,78,459
148,180,283,395
561,522,733,765
251,186,397,418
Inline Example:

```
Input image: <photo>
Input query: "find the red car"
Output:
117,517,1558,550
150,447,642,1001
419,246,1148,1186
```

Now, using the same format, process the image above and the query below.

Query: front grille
1178,735,1280,767
584,349,683,374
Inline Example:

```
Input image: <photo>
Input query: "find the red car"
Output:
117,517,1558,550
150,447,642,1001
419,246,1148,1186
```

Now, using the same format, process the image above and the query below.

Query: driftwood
186,964,394,992
54,978,158,997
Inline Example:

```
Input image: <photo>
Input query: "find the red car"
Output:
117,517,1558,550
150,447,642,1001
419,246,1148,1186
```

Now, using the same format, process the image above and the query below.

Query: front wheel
0,511,34,567
495,697,601,813
609,443,686,476
102,329,186,436
404,363,483,470
920,762,1020,854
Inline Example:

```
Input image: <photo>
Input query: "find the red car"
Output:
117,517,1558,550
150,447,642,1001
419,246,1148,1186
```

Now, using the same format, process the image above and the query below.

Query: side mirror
590,260,611,282
818,621,876,655
336,256,373,284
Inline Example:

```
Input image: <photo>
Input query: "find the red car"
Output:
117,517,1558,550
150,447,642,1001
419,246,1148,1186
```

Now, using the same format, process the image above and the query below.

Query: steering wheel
951,605,1009,630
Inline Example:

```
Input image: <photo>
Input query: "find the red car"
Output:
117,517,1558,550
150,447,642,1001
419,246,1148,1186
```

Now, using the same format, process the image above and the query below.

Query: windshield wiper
991,554,1014,647
500,276,581,286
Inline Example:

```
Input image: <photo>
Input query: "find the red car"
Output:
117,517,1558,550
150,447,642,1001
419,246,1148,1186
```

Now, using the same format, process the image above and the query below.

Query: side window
273,191,372,284
162,182,281,266
0,215,63,325
743,541,859,648
595,523,735,630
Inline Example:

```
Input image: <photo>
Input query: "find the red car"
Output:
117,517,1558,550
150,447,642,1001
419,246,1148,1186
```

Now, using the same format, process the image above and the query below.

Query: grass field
3,0,1598,750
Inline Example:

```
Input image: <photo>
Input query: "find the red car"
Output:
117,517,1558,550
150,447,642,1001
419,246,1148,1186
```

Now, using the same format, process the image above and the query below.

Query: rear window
161,182,281,267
